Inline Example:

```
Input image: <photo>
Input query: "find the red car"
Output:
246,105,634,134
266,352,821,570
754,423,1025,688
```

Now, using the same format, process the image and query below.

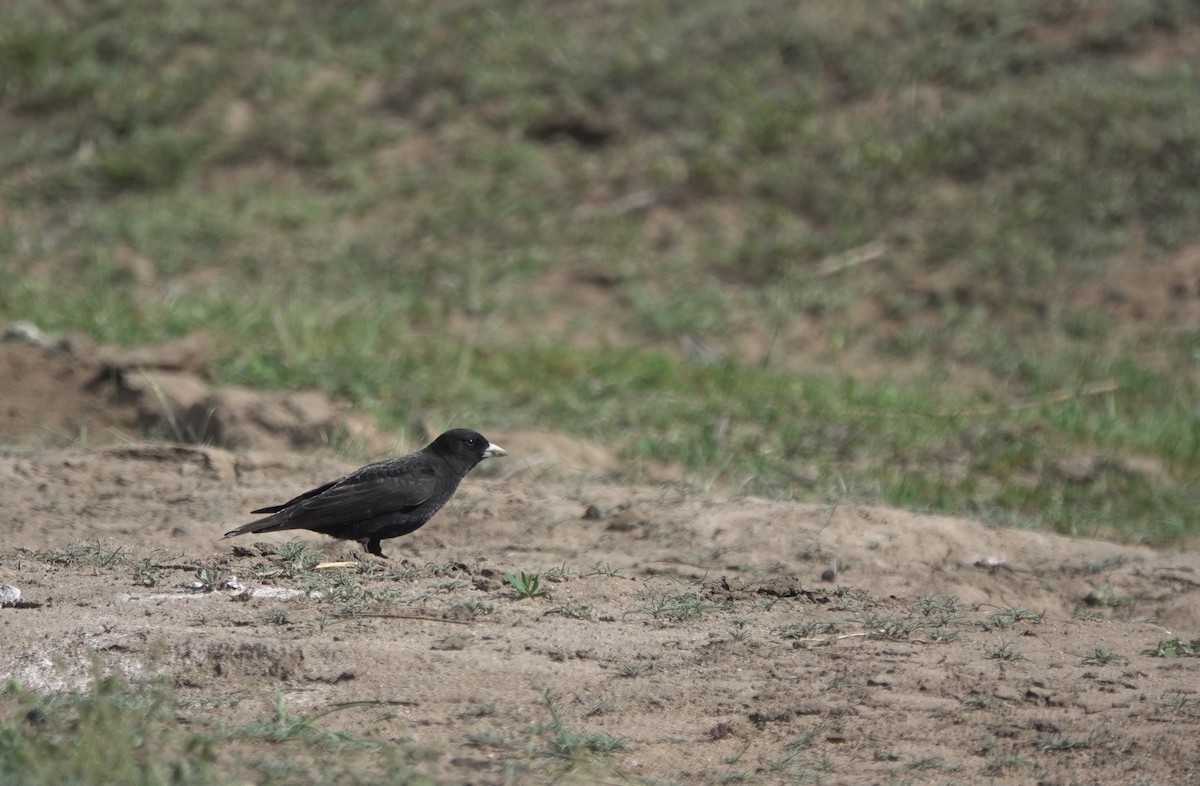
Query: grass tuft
636,591,716,622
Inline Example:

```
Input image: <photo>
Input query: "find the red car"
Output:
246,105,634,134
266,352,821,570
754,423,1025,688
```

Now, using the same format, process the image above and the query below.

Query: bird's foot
360,538,388,559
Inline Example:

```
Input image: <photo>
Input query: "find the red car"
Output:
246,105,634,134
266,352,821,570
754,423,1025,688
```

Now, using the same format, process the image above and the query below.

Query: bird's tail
223,513,298,540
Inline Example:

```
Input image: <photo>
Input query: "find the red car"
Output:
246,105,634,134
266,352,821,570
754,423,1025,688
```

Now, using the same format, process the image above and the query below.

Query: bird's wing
269,464,440,532
250,478,342,514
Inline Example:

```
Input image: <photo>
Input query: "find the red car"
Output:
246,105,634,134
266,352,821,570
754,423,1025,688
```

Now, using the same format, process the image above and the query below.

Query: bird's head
428,428,507,471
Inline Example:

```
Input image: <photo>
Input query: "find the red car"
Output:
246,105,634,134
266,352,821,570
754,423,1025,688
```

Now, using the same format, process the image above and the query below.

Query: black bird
224,428,506,558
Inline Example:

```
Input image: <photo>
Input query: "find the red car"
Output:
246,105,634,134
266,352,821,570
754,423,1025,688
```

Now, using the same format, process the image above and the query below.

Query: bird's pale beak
483,443,507,458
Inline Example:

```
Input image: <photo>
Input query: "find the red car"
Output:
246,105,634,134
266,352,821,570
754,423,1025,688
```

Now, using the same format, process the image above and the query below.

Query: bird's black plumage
223,428,506,557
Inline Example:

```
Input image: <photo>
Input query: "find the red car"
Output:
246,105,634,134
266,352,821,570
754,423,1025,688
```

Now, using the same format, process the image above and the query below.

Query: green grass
3,0,1200,546
0,666,434,786
0,668,218,786
461,689,625,780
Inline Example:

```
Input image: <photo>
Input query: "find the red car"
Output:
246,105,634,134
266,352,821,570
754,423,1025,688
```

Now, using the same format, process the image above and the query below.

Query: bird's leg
363,538,387,559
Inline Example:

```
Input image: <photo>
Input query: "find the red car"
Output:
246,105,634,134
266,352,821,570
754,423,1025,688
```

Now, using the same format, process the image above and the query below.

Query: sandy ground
1,339,1198,784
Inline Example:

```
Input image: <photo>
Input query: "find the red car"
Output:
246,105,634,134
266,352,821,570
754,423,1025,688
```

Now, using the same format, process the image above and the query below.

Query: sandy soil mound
1,334,1197,783
0,332,387,453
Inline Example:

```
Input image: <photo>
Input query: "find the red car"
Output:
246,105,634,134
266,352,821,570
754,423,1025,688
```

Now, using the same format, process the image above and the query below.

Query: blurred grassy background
2,0,1199,543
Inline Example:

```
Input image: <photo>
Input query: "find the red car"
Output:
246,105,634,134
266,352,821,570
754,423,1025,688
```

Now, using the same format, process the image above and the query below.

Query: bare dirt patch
1,341,1198,784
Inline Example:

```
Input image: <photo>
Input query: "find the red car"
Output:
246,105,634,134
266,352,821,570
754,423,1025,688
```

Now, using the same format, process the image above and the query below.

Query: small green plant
762,748,803,773
636,591,715,621
830,586,872,610
914,594,963,626
355,559,384,576
1159,694,1198,713
583,699,614,717
504,570,547,599
963,694,1002,709
389,565,423,581
914,594,958,613
860,613,920,639
304,569,398,612
545,603,594,620
569,730,625,754
615,659,656,678
984,641,1023,661
1081,647,1126,665
926,625,961,643
191,567,234,592
980,606,1044,630
272,539,320,575
435,578,468,593
450,598,495,617
531,690,625,761
227,690,375,750
786,726,824,752
974,734,999,756
823,675,853,691
1073,607,1103,621
726,628,750,642
132,559,163,587
776,621,839,639
261,609,288,625
588,562,623,577
1143,637,1200,658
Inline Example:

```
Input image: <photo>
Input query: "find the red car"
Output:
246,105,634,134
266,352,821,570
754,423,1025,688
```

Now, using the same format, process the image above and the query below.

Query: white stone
0,585,21,607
